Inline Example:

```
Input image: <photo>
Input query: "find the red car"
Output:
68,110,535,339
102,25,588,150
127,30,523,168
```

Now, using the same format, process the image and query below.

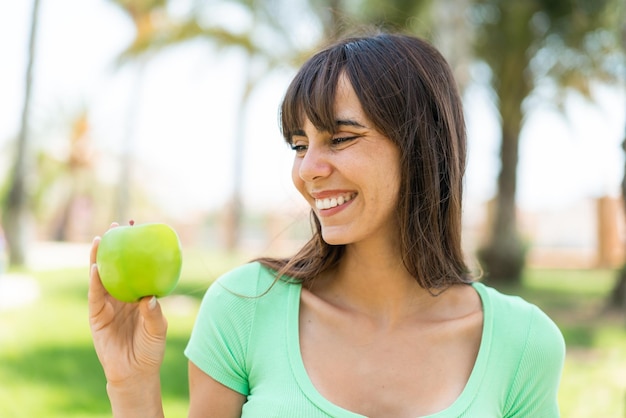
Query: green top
185,262,565,417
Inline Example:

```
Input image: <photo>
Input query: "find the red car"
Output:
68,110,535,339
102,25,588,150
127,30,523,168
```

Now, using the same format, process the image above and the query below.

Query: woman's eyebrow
335,119,367,129
289,120,365,139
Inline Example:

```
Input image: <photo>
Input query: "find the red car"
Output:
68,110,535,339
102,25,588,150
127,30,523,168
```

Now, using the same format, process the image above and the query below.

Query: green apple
96,221,183,303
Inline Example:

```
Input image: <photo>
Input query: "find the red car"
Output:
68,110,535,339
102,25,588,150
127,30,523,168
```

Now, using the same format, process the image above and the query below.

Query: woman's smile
314,192,357,211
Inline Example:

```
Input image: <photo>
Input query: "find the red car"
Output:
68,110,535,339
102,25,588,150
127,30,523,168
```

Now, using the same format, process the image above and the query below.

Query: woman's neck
309,241,440,327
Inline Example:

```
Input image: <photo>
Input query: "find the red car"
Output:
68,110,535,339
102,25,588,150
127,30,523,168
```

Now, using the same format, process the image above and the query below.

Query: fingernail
148,296,157,310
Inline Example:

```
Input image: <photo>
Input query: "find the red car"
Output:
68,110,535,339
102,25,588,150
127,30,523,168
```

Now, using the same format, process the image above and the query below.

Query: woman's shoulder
194,262,291,328
207,261,295,300
471,283,565,415
474,282,546,319
473,281,565,353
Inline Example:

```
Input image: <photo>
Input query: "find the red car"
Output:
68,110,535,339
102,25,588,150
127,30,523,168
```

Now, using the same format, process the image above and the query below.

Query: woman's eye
332,136,357,146
290,143,308,154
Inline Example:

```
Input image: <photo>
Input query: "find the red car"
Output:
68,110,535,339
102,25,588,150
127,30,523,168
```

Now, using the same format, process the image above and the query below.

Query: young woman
89,31,565,417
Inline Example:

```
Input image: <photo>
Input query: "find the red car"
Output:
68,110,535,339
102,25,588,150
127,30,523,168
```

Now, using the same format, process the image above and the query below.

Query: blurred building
461,196,624,270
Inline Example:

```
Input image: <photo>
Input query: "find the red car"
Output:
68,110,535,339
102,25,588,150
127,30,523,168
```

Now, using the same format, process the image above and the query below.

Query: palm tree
116,0,320,250
2,0,42,267
282,0,621,287
105,0,168,223
472,0,622,284
105,1,258,230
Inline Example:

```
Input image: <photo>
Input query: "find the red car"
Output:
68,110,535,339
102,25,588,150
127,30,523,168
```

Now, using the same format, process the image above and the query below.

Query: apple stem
129,219,135,226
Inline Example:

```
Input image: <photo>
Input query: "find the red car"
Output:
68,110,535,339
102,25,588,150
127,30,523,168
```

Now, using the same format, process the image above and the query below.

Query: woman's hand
88,225,167,417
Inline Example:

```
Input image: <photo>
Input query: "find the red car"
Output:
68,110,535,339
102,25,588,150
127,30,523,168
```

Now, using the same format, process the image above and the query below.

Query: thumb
139,296,168,338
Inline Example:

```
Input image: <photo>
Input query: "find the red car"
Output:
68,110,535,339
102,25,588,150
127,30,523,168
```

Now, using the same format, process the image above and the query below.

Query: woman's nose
297,145,332,182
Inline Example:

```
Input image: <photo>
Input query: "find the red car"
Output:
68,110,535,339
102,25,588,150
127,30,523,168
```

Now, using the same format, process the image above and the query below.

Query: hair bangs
280,48,347,143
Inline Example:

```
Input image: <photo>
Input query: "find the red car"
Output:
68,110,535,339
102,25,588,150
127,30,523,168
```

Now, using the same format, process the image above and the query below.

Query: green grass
0,248,242,418
1,252,625,417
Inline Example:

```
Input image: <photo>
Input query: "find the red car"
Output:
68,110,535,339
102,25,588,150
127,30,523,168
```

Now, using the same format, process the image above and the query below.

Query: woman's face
290,74,402,247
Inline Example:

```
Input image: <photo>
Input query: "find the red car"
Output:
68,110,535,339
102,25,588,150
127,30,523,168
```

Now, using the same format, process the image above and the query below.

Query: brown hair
255,31,472,290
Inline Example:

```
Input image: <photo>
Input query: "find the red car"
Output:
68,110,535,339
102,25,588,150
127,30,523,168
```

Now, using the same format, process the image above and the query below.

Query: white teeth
315,193,354,210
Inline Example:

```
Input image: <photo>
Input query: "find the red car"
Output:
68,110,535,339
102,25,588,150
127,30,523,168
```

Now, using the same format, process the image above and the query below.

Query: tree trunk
224,56,254,252
608,3,626,310
609,263,626,309
115,59,146,223
477,121,526,283
2,0,41,267
476,1,536,285
608,137,626,309
52,188,75,242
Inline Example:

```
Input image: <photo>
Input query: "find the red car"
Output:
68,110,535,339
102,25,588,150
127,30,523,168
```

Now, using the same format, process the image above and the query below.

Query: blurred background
1,0,625,274
1,0,626,417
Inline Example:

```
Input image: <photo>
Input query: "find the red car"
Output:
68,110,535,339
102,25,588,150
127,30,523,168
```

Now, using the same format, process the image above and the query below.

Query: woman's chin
320,229,351,246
